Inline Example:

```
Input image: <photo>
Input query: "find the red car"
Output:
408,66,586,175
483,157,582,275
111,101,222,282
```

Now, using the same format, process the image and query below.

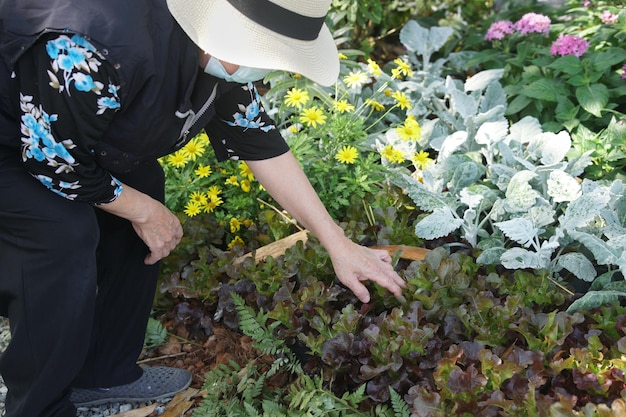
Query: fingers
345,280,371,303
333,244,406,303
133,211,183,265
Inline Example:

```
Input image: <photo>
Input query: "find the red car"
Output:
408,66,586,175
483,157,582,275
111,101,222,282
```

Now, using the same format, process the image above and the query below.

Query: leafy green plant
193,292,405,416
469,2,626,180
260,50,435,221
160,132,296,250
356,19,626,307
143,316,168,349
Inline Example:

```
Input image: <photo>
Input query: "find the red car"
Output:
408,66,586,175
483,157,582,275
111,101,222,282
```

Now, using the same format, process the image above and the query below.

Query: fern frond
389,387,411,417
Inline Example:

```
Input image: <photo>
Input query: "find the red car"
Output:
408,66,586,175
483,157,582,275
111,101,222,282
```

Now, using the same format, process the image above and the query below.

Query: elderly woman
0,0,406,415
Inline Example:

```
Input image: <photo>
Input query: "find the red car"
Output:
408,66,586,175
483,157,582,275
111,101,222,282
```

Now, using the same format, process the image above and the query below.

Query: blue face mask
204,56,270,83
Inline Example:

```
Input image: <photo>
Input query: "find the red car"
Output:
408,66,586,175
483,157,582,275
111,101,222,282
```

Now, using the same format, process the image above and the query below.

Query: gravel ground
0,318,173,417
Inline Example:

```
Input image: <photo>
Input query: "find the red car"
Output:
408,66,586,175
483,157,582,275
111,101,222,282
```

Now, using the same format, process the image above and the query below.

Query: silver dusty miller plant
388,21,626,309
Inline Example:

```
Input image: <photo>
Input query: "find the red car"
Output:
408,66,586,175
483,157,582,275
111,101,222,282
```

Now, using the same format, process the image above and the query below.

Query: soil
138,308,261,415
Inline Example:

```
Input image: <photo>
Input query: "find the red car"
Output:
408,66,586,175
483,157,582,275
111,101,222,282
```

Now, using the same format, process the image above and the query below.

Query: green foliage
161,2,626,416
327,0,496,53
368,20,626,303
194,292,403,416
160,131,298,250
468,1,626,181
143,316,167,349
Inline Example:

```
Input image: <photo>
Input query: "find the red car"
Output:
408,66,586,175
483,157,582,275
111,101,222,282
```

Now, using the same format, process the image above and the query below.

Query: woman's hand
247,152,405,303
328,236,405,303
98,183,183,264
130,199,183,265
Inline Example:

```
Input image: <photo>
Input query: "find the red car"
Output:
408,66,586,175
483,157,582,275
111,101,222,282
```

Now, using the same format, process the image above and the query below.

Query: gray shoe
70,366,192,407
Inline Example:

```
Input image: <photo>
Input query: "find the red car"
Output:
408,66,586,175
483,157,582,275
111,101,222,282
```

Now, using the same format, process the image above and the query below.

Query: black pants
0,148,164,417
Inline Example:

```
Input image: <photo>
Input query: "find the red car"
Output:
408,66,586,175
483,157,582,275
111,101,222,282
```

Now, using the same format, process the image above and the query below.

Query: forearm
247,151,405,303
97,183,156,223
246,151,348,248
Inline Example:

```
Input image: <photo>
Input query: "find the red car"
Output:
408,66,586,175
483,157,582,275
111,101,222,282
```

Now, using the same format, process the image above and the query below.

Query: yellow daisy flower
343,70,370,89
299,106,327,128
207,185,222,198
229,217,241,233
202,195,224,213
365,98,385,111
338,52,348,60
183,201,202,217
189,191,208,205
196,131,210,145
284,88,310,108
393,58,414,78
181,137,206,161
381,145,406,164
391,91,412,110
225,176,239,186
239,162,254,181
240,179,251,193
333,99,355,114
396,116,421,142
166,151,189,168
412,150,433,170
367,59,382,77
228,236,245,250
335,145,358,164
195,164,212,178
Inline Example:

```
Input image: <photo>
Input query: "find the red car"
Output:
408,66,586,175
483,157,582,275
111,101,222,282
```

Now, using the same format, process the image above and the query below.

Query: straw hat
166,0,340,86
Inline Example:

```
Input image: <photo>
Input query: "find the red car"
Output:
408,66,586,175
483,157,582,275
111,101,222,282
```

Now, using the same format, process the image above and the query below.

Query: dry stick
137,351,187,364
256,197,304,231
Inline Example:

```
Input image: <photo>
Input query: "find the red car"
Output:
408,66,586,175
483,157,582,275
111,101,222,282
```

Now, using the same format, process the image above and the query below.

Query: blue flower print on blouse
46,34,110,96
20,93,79,198
225,83,276,132
97,84,121,115
19,33,122,202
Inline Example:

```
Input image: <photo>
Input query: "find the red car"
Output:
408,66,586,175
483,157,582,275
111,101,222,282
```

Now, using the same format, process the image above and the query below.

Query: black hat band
226,0,326,41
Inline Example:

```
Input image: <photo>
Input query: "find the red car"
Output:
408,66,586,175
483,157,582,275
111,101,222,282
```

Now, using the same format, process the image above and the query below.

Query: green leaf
566,290,626,313
389,387,411,417
522,79,558,102
555,97,578,123
547,55,583,75
576,83,609,117
592,47,626,72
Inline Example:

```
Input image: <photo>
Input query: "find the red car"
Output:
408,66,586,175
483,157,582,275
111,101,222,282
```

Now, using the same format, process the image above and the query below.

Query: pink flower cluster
622,64,626,79
514,13,551,35
600,10,618,24
484,13,551,41
485,20,515,41
550,34,590,57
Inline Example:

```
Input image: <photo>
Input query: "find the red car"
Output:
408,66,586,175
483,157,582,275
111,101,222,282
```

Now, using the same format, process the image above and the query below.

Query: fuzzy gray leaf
415,207,463,239
556,252,597,282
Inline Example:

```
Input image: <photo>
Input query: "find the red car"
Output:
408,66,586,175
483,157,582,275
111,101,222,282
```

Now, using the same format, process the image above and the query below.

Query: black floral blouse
15,33,288,205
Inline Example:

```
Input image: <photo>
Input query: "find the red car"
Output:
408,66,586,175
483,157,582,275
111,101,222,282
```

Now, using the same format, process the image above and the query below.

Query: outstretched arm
247,151,405,303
